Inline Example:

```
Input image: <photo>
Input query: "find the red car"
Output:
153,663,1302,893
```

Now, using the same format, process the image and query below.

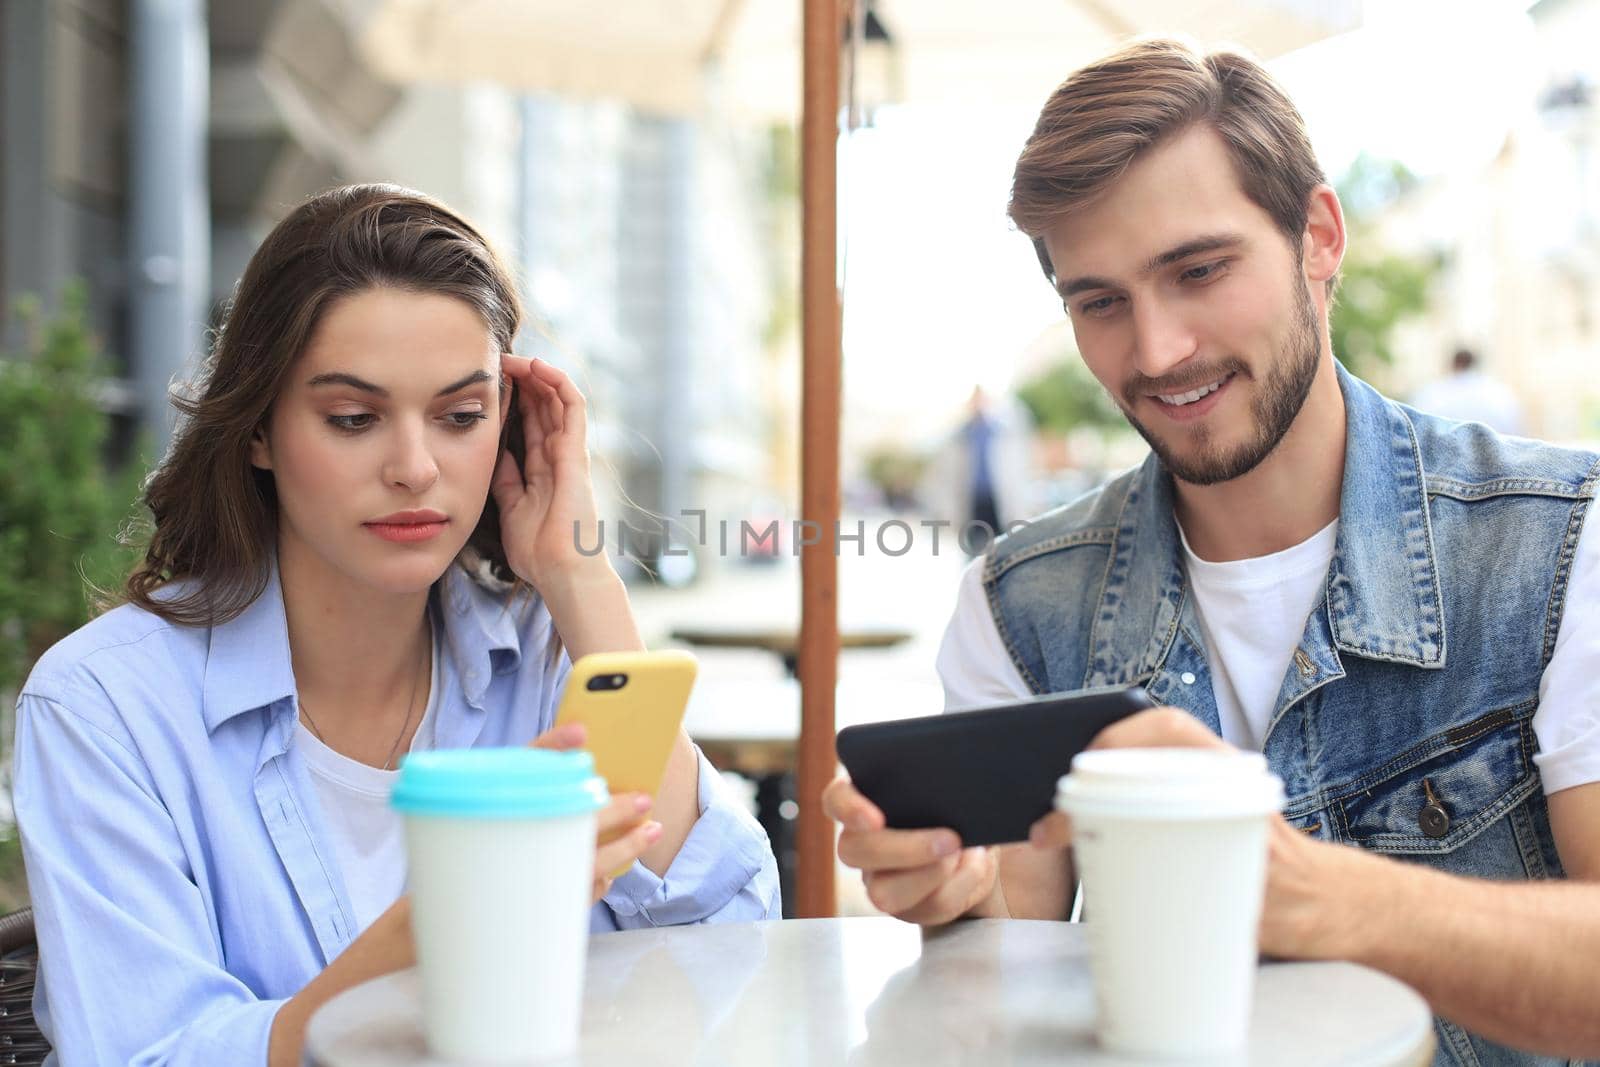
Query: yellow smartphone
554,648,697,802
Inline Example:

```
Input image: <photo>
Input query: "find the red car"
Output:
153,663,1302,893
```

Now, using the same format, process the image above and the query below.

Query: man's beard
1119,278,1322,487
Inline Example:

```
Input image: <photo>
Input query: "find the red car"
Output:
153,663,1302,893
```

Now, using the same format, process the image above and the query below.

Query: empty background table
669,624,914,678
683,674,943,915
308,916,1435,1066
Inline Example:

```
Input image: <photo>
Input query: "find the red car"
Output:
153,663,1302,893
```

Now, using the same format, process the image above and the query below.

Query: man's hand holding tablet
824,686,1155,924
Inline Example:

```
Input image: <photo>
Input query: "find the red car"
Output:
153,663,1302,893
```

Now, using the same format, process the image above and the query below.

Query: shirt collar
201,564,298,733
436,561,525,708
201,558,528,734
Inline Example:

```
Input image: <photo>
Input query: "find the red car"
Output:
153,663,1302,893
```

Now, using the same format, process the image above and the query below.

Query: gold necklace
298,625,430,771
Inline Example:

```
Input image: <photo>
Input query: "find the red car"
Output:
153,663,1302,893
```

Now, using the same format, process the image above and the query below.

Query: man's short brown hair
1009,38,1327,285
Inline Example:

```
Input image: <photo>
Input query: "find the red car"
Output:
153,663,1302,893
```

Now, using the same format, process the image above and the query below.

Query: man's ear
248,427,272,471
1302,184,1346,287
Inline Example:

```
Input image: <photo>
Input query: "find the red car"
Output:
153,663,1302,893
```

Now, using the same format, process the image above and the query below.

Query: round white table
307,917,1436,1066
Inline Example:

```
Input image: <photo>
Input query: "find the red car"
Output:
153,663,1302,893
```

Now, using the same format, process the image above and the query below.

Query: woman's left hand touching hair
492,354,608,591
492,354,643,661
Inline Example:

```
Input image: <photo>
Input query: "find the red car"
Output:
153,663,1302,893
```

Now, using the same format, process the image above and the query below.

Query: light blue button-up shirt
13,563,780,1066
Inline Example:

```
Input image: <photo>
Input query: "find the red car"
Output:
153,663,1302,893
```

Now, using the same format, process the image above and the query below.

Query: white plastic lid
1056,748,1285,820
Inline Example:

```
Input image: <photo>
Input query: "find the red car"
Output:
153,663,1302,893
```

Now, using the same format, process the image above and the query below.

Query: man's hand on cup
1027,706,1232,851
530,721,661,903
1028,705,1341,958
824,775,1000,925
1090,705,1232,752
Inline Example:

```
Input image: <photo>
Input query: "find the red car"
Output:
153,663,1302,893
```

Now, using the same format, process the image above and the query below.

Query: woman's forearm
540,562,645,661
638,732,701,875
267,897,416,1067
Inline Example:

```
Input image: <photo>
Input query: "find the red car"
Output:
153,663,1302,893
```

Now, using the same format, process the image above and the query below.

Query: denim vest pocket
1332,703,1539,862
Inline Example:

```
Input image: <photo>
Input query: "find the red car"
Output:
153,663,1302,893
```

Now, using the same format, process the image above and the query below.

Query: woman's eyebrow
307,371,385,395
305,369,492,397
433,370,493,397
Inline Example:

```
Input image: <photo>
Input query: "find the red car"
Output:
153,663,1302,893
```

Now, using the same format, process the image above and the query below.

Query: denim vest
985,366,1598,1067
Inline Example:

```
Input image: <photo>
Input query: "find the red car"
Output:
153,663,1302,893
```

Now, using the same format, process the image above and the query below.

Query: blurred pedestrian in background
923,386,1035,553
1410,347,1525,435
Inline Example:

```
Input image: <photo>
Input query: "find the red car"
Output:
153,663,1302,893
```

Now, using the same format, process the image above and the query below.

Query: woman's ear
248,427,272,471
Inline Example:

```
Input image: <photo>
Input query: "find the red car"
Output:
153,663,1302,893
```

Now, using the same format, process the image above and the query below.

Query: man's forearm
1337,856,1600,1057
990,847,1074,920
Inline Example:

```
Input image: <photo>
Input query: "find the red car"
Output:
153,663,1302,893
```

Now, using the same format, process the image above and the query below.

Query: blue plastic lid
391,748,608,820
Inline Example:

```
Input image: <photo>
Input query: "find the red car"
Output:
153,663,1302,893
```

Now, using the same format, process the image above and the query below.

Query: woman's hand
590,794,663,903
492,355,608,592
530,723,660,903
493,354,644,661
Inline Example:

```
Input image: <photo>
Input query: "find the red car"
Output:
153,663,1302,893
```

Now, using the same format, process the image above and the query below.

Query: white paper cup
1056,748,1285,1058
392,748,608,1063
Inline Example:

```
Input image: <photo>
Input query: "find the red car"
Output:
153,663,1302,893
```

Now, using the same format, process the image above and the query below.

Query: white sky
840,0,1547,448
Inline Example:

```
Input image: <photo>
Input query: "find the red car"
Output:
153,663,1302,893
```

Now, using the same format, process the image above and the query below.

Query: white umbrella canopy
354,0,1363,120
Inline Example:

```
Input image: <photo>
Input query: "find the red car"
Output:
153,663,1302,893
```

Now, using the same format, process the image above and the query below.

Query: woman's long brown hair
125,183,527,626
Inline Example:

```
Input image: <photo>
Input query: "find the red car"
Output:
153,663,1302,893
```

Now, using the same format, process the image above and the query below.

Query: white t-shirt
296,626,442,934
1180,518,1339,750
936,509,1600,796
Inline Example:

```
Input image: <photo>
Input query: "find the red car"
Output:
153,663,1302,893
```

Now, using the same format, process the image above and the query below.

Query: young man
825,40,1600,1064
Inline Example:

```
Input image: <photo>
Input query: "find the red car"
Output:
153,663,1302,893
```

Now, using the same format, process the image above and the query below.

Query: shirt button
1180,672,1196,685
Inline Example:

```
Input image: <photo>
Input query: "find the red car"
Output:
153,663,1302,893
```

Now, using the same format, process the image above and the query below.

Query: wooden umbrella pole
796,0,841,918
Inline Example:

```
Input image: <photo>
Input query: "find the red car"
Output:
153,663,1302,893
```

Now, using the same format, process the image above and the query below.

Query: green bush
1330,154,1440,380
0,285,147,907
862,444,927,509
1015,356,1125,436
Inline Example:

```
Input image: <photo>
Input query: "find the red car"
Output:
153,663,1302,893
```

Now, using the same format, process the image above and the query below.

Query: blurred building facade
1368,0,1600,443
1,0,791,577
2,0,150,452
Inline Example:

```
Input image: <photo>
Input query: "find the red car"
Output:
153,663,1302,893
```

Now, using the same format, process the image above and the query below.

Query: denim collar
1091,362,1446,682
201,558,525,733
1325,367,1446,667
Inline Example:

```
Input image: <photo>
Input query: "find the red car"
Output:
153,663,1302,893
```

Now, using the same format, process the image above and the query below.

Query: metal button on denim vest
984,365,1599,1067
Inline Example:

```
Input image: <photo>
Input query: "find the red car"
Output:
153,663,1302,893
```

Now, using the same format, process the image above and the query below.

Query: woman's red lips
364,510,448,543
366,509,447,525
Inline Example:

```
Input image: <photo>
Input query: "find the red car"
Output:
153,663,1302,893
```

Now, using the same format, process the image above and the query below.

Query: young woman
13,184,780,1066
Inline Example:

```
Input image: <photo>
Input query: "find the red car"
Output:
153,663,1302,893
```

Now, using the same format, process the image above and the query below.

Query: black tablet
835,685,1156,847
